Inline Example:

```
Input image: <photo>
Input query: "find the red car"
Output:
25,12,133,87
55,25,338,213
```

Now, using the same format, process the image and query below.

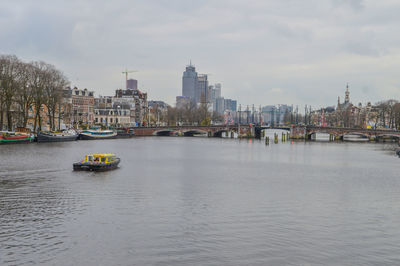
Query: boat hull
116,132,135,138
0,135,31,144
73,158,120,171
79,132,117,140
37,133,78,142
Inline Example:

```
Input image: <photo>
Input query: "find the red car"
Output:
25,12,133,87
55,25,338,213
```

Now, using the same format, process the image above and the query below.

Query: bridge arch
154,130,176,136
341,132,370,138
375,134,400,141
183,129,208,137
213,129,231,137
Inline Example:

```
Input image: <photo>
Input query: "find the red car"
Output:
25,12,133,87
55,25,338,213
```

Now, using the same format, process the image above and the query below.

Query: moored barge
0,132,32,144
37,130,78,142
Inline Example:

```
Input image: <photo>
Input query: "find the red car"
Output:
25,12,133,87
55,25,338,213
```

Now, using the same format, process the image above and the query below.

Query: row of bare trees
165,102,222,126
372,100,400,129
0,55,68,131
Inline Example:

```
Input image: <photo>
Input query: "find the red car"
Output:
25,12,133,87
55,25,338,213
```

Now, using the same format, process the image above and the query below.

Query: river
1,134,400,265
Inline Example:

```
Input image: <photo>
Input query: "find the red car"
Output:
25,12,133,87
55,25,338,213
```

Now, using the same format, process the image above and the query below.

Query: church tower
345,83,350,104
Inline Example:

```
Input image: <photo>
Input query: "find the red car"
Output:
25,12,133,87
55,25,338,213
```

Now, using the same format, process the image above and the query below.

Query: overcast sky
1,0,400,108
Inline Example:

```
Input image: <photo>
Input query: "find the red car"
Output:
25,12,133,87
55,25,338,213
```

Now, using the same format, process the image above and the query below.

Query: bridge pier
290,125,306,139
334,135,343,141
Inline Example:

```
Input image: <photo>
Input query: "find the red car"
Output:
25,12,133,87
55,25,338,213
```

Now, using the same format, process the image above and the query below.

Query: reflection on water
1,137,400,265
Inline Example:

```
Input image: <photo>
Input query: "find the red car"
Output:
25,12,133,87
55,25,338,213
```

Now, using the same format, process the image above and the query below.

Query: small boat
37,129,78,142
79,129,117,140
73,154,120,171
116,128,135,138
0,131,32,144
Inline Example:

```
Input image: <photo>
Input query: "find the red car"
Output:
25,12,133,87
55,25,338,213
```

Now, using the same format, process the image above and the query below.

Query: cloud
1,0,400,108
331,0,365,11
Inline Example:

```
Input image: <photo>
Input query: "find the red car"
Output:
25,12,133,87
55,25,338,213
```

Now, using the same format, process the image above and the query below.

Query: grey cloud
331,0,365,11
1,0,399,107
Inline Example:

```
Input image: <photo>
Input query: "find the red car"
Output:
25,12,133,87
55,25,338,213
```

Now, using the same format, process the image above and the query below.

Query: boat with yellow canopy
73,154,120,171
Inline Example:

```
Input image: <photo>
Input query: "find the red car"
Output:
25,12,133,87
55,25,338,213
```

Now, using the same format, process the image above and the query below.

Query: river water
1,134,400,265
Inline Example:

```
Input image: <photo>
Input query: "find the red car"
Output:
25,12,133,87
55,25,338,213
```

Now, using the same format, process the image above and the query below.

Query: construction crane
122,69,138,89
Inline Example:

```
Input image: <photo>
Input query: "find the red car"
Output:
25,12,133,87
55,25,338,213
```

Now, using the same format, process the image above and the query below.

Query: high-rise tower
196,74,208,103
182,62,198,101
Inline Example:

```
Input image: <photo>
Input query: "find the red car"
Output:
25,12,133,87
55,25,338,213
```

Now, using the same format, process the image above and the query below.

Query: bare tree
0,55,20,130
14,62,34,128
43,66,68,131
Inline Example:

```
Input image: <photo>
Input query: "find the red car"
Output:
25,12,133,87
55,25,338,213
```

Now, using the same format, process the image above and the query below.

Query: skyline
1,0,400,107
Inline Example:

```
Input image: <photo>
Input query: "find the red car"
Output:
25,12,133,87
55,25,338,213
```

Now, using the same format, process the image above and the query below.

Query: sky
1,0,400,109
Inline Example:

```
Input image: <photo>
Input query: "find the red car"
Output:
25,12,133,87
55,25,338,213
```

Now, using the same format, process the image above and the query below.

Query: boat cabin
83,154,117,164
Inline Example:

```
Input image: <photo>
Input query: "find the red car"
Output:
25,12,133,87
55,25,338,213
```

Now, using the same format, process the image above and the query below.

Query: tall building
214,83,221,98
210,83,222,111
182,63,198,101
196,74,208,103
126,79,138,90
215,97,225,114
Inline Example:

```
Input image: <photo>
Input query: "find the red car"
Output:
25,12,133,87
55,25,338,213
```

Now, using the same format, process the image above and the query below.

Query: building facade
63,87,95,128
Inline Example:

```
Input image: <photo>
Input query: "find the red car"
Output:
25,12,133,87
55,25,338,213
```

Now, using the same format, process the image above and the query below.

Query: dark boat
73,154,120,171
116,128,135,138
37,130,78,142
79,129,117,140
0,132,32,144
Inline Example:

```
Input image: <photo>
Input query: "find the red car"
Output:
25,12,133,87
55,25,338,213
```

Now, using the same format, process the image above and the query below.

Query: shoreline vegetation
0,55,68,132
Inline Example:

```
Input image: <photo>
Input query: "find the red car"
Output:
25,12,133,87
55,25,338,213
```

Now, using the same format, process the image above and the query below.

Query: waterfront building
94,86,148,127
63,87,95,128
94,96,131,127
115,87,148,126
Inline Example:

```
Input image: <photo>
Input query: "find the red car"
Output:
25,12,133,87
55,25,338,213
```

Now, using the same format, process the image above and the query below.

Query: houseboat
116,128,135,138
79,129,117,140
0,132,32,144
37,129,78,142
73,154,120,171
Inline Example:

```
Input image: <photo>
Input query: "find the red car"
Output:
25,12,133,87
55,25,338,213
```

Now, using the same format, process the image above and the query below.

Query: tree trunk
6,106,13,130
0,105,3,130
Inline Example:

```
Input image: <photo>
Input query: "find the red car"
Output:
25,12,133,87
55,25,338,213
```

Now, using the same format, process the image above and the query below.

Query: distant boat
79,129,117,140
73,153,120,171
37,130,78,142
0,131,32,144
116,128,135,138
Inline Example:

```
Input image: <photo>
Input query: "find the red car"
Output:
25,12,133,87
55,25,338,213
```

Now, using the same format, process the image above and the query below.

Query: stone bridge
290,125,400,141
133,125,252,137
